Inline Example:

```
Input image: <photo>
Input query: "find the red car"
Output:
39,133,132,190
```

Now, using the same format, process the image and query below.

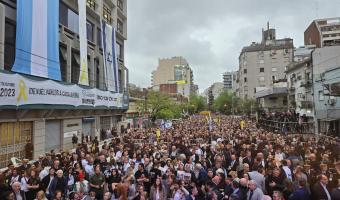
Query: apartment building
151,56,195,98
238,23,294,99
305,17,340,48
0,0,128,167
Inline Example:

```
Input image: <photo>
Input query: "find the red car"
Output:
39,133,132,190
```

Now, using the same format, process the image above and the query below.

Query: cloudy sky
125,0,340,93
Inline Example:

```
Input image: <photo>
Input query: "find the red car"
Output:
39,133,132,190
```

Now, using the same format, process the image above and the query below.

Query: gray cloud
125,0,340,92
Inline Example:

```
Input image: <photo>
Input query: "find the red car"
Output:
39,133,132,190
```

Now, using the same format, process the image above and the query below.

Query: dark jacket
311,182,331,200
13,190,27,200
49,176,67,197
288,188,310,200
331,187,340,200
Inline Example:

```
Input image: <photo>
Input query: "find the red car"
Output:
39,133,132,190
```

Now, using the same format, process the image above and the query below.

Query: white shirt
320,183,331,200
81,159,88,169
282,166,292,181
20,177,29,192
85,164,94,176
39,167,50,180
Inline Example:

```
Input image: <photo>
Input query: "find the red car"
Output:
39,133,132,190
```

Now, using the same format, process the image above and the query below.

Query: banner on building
0,71,127,108
12,0,61,81
78,0,89,85
101,21,120,92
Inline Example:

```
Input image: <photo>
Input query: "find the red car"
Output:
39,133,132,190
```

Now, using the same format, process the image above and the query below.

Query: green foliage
212,91,258,115
187,93,207,114
137,91,184,121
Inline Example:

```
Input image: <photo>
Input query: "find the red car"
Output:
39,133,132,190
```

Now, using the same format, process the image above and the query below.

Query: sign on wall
0,72,126,108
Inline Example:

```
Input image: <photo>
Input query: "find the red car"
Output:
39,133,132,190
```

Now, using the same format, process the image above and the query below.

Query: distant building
223,71,237,91
151,56,195,98
238,23,294,99
305,17,340,48
312,46,340,136
286,57,314,120
203,82,224,104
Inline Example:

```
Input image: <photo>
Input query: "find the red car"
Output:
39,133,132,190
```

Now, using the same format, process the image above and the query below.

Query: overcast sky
125,0,340,93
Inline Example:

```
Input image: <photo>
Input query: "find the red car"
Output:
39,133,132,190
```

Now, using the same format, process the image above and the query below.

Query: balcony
300,80,312,88
300,100,313,108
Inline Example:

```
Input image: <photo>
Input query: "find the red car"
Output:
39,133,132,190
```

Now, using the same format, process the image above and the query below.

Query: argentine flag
12,0,61,81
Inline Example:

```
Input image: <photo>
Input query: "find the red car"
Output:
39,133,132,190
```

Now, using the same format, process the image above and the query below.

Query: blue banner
12,0,61,81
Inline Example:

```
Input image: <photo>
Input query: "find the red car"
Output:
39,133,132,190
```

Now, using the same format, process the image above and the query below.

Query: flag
12,0,61,81
78,0,89,85
176,80,186,85
101,21,120,92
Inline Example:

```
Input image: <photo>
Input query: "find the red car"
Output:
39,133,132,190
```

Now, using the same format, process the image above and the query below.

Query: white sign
64,130,78,138
0,72,127,108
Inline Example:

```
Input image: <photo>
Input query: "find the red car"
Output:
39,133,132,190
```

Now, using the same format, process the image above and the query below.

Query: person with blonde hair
34,190,48,200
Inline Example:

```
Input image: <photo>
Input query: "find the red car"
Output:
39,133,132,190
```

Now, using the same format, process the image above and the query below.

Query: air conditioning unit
328,98,337,105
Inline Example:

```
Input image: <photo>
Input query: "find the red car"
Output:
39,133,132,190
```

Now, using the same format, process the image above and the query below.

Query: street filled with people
0,115,339,200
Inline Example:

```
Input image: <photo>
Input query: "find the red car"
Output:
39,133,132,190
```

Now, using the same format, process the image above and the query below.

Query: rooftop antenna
267,21,269,31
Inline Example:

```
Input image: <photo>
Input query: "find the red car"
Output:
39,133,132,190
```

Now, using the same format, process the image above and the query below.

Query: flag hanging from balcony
12,0,61,81
101,21,119,92
78,0,89,85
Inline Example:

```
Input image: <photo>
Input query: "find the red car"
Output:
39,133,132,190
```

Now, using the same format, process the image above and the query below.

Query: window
59,2,79,33
71,52,80,84
96,61,100,89
86,21,94,42
116,42,123,60
260,68,264,73
117,0,123,11
117,19,124,34
259,59,264,64
243,69,247,74
87,0,96,10
272,67,277,72
0,122,33,168
244,77,247,82
4,20,16,71
103,4,112,24
259,77,265,82
272,76,276,81
319,91,324,101
59,47,67,82
97,27,102,48
243,61,247,66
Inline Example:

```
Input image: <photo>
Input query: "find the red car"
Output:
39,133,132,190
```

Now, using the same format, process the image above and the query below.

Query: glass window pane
7,123,13,146
0,123,8,147
14,122,20,143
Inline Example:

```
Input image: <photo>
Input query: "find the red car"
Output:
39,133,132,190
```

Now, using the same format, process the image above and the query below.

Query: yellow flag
176,80,186,85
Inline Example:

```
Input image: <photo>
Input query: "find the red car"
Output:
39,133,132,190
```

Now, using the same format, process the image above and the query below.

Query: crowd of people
0,115,339,200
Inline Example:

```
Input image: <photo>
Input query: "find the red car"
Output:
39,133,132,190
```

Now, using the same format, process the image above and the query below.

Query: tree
212,91,258,115
212,91,235,114
187,94,207,114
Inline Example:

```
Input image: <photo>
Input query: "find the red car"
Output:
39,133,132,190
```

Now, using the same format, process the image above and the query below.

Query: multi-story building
151,56,195,99
0,0,128,167
203,82,224,104
223,71,237,91
285,46,315,121
238,23,294,99
312,46,340,136
305,17,340,48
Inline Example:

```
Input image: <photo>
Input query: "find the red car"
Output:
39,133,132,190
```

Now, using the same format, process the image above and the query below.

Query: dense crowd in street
0,115,339,200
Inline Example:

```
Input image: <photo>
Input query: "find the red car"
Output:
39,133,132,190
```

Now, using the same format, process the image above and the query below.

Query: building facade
285,46,315,121
238,24,294,99
305,17,340,48
203,82,224,104
223,71,237,91
0,0,128,168
151,56,195,98
312,46,340,136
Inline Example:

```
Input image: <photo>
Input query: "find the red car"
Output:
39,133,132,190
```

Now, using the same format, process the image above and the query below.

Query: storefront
45,120,61,153
0,122,33,168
